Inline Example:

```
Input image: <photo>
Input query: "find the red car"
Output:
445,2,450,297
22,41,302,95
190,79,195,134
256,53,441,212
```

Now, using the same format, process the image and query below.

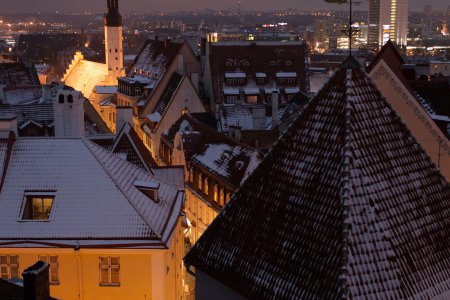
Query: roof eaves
82,139,162,241
0,131,15,194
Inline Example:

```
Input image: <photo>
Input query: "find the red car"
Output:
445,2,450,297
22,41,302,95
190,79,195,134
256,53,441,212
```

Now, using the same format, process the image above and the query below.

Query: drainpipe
75,245,83,300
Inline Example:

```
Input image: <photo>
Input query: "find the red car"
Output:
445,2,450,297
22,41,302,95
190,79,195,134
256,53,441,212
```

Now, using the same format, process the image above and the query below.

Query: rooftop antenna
324,0,361,56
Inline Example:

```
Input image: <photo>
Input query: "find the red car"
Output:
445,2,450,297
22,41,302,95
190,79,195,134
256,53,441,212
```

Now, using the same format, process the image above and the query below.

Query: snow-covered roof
185,57,450,299
223,88,240,95
431,114,450,122
218,105,288,132
207,42,307,105
165,114,262,188
284,87,300,94
224,72,246,79
64,60,108,99
148,112,162,123
95,86,118,94
0,62,40,86
0,136,183,248
3,86,43,105
243,87,260,95
276,71,297,78
123,39,183,91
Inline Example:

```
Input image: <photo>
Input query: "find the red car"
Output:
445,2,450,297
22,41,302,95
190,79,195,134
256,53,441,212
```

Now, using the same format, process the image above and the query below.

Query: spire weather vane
324,0,362,55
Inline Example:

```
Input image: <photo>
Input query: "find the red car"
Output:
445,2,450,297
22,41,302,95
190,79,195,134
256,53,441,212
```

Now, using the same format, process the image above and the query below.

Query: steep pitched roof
367,40,405,76
111,123,157,171
0,137,183,248
153,72,184,117
0,62,40,86
64,60,108,99
166,114,262,188
185,57,450,299
208,41,307,104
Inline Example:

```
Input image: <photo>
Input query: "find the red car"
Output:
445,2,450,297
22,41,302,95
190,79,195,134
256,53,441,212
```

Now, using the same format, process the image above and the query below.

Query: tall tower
104,0,124,85
368,0,409,49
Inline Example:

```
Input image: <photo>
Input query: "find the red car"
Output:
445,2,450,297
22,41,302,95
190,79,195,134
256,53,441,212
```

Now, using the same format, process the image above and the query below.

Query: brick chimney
22,261,50,300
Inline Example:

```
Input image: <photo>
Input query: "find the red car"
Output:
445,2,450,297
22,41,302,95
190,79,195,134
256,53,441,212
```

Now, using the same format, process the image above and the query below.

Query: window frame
38,255,60,285
19,192,56,222
99,257,120,287
0,255,19,280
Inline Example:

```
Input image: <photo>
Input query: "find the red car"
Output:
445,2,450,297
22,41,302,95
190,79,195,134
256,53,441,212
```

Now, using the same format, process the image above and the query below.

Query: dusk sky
0,0,449,14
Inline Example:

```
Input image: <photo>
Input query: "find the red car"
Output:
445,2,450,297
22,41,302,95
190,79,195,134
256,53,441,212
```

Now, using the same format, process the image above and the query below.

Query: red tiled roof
367,40,405,76
185,57,450,299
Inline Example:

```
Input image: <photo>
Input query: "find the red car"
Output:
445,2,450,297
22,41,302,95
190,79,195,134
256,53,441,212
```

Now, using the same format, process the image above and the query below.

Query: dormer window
134,180,160,203
22,192,55,221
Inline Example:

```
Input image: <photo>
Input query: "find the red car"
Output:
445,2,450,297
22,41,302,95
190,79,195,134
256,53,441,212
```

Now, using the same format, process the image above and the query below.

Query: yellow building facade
0,220,185,300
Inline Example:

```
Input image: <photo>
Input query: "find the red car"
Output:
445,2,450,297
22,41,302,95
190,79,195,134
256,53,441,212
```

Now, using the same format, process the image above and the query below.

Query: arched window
58,94,64,103
67,94,73,103
198,173,203,190
213,185,219,203
115,48,118,53
220,188,225,206
204,178,209,195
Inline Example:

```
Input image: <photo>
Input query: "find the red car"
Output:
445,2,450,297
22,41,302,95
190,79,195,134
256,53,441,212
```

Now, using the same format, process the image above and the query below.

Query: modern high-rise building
368,0,409,49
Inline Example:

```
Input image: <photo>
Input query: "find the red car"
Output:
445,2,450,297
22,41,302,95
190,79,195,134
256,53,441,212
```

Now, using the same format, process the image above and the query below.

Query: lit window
38,256,59,285
22,194,54,220
204,178,209,195
246,95,258,104
220,188,225,205
0,256,19,280
214,185,219,203
198,173,203,190
226,193,231,203
99,257,120,286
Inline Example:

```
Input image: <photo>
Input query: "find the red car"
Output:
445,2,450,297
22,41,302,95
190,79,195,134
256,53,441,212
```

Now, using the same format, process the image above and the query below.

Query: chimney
251,105,266,130
177,54,185,74
0,116,18,136
53,90,85,138
272,89,279,129
22,261,50,300
116,106,133,134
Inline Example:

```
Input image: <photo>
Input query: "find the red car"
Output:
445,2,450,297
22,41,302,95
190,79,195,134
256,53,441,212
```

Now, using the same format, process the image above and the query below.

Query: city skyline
0,0,449,14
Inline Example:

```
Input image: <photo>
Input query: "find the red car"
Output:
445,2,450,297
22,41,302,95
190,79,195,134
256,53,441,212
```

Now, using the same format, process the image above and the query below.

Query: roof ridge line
81,139,163,241
339,68,355,299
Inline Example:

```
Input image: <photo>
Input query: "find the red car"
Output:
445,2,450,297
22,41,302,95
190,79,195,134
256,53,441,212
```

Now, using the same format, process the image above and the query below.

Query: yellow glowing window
0,255,19,280
99,257,120,287
22,194,55,220
38,256,59,285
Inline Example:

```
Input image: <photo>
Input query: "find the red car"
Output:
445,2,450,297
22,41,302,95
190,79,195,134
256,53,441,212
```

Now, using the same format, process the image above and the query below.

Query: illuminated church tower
104,0,124,85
